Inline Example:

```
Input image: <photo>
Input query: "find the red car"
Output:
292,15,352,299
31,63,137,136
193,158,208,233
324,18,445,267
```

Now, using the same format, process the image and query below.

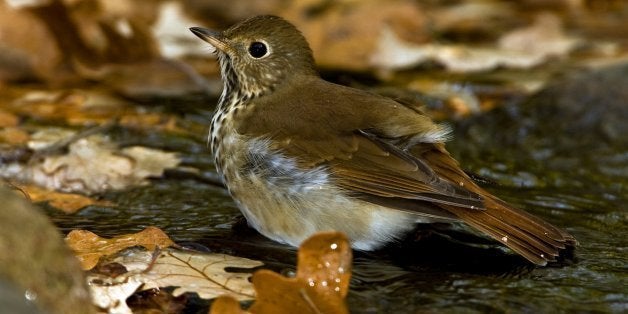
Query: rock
451,63,628,189
0,187,94,314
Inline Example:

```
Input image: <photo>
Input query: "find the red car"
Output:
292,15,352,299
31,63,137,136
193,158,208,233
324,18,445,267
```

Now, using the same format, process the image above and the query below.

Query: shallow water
44,134,626,313
44,67,627,313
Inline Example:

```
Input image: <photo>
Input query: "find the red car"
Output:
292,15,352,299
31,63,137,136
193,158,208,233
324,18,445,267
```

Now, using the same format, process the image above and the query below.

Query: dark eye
248,42,268,58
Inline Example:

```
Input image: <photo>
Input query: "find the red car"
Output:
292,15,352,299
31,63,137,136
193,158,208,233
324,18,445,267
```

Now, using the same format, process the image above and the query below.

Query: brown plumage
191,15,576,266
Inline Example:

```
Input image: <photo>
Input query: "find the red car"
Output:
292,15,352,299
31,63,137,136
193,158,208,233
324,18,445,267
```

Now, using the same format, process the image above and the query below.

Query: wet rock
0,187,94,314
451,63,628,190
515,64,628,147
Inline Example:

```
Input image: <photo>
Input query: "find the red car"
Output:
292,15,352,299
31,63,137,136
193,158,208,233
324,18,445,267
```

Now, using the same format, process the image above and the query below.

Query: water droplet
335,287,340,292
501,236,508,242
308,279,315,287
24,290,37,301
330,243,338,250
338,267,344,273
335,278,341,283
324,261,330,267
321,281,328,287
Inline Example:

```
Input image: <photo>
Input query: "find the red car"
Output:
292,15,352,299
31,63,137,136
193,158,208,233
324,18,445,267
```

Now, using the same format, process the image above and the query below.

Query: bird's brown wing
278,131,576,265
236,77,576,265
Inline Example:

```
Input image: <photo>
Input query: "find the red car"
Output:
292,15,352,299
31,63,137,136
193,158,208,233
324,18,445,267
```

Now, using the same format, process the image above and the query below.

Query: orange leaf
66,227,175,270
240,231,352,314
294,231,352,299
20,184,112,214
0,108,19,127
0,127,30,145
210,296,249,314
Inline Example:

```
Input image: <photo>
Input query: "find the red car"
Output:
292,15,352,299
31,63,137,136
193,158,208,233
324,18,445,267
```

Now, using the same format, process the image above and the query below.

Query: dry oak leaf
210,296,248,314
212,231,352,314
135,249,262,300
88,247,263,313
66,226,175,270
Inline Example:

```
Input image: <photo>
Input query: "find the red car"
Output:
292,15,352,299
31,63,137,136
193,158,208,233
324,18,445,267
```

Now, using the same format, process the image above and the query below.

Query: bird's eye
248,42,268,58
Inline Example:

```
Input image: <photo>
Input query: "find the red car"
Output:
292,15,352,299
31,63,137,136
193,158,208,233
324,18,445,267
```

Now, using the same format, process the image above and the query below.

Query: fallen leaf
0,127,30,145
87,247,263,313
10,90,132,125
18,131,180,194
498,13,580,60
9,89,202,132
89,275,142,314
281,0,428,71
210,296,248,314
371,12,580,74
0,1,61,81
66,227,175,270
371,27,542,72
18,184,112,214
140,249,261,300
430,1,513,35
0,108,19,127
126,288,187,314
213,231,350,314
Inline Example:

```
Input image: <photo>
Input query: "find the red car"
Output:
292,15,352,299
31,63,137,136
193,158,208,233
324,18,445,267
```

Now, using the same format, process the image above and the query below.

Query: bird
189,15,576,266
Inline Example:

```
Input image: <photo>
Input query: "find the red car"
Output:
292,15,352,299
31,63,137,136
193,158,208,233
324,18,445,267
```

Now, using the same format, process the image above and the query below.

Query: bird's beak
189,27,233,54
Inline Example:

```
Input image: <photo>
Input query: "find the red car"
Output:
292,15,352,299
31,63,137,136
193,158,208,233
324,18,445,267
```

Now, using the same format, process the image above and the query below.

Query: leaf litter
64,228,351,313
2,130,180,194
66,227,263,314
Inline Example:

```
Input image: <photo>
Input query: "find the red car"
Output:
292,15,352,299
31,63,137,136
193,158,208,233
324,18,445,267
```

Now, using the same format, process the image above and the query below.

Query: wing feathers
238,77,575,265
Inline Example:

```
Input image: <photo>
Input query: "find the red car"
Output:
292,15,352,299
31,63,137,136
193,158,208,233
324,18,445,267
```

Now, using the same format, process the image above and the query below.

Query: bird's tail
443,194,577,266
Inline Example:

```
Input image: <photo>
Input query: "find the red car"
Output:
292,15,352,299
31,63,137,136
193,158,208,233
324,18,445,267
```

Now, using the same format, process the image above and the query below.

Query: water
43,135,626,313
43,67,627,313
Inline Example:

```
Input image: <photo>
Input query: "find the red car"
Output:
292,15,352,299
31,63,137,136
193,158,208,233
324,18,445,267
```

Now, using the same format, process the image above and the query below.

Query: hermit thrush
190,15,576,266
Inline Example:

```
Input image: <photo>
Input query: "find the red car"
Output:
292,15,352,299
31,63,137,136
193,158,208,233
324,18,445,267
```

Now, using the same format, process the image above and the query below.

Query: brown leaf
20,184,112,214
280,0,428,71
498,13,579,58
24,132,181,194
248,231,351,314
0,1,61,81
10,89,201,133
66,227,175,270
0,127,30,145
126,288,187,314
0,108,19,127
210,296,249,314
